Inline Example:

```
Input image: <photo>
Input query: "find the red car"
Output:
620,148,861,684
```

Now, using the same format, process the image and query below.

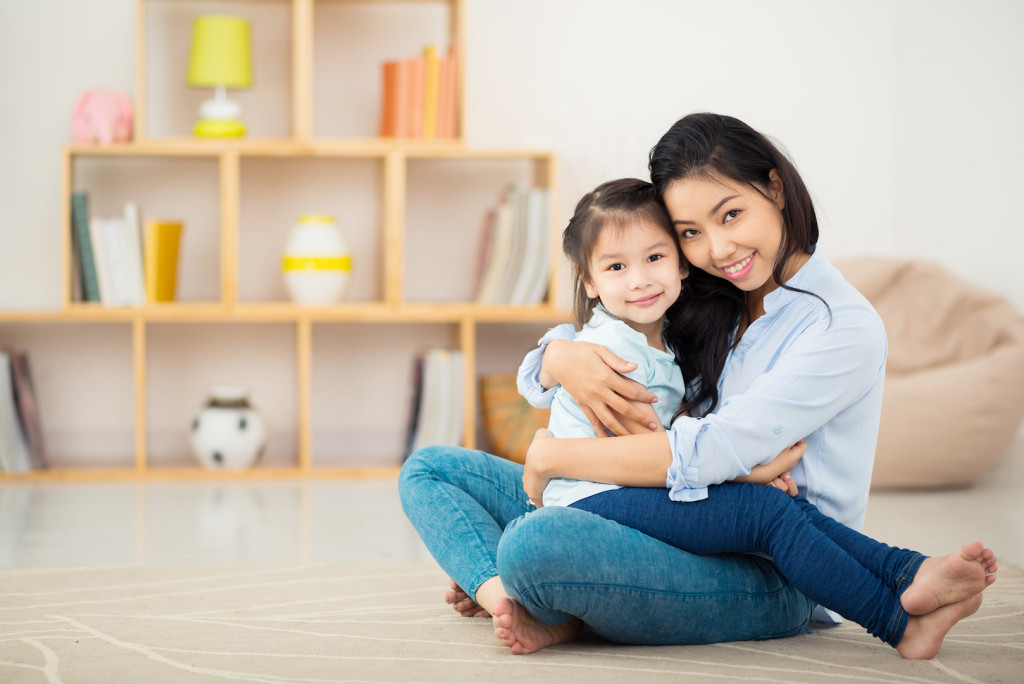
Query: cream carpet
1,562,1021,683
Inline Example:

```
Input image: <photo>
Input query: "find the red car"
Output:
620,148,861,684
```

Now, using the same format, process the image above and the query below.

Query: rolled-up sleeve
517,324,575,408
665,302,887,502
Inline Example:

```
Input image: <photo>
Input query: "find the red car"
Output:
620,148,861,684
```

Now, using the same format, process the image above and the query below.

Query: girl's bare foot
896,593,982,659
492,597,583,654
444,579,490,618
901,542,998,615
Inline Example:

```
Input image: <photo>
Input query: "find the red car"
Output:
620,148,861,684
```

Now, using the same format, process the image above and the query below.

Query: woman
400,113,888,652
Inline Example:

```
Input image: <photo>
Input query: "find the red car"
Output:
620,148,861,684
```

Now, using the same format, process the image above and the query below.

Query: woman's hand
542,339,658,436
523,428,555,507
733,440,806,497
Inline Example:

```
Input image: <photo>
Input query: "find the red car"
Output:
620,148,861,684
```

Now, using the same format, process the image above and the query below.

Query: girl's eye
723,209,740,222
608,263,624,272
648,254,663,263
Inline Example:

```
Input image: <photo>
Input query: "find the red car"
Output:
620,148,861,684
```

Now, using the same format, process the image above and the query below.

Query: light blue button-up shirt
518,251,887,532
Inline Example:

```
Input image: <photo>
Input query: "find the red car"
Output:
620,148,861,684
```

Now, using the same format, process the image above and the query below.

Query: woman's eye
724,209,740,222
678,229,698,239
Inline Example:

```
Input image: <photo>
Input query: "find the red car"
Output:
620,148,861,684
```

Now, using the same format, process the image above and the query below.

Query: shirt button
773,426,783,435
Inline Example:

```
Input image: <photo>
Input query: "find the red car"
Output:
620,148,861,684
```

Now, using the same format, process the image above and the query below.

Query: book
407,55,425,139
407,348,465,454
122,202,146,306
421,44,441,138
439,43,459,138
0,352,30,474
8,350,46,470
71,192,101,302
89,216,113,305
475,188,516,304
509,187,551,305
144,220,183,302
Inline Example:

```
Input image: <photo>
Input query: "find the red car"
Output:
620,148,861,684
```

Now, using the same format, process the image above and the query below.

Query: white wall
2,0,1023,461
2,0,1022,310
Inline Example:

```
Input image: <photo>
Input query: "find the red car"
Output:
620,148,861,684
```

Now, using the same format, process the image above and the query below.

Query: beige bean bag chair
836,257,1024,488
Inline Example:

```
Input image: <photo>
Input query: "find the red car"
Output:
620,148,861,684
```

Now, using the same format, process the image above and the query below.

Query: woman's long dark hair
649,113,825,418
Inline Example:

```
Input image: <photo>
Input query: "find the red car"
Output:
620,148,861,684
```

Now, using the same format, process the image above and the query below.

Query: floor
1,434,1022,569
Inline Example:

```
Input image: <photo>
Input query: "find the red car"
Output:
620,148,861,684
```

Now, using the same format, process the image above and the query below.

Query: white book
476,192,516,304
89,217,113,305
122,202,145,306
509,188,551,306
494,187,528,304
411,350,443,453
444,350,465,447
0,353,30,474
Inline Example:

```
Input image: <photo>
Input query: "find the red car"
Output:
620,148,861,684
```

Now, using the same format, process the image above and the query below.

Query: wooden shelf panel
0,305,570,324
0,466,401,482
67,140,552,160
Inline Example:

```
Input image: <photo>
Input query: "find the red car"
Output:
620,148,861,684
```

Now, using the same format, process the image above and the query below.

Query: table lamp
188,16,252,137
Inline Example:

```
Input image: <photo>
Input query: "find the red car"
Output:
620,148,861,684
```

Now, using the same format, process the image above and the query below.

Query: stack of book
0,350,46,474
473,186,551,305
404,348,465,457
70,192,183,307
379,44,459,139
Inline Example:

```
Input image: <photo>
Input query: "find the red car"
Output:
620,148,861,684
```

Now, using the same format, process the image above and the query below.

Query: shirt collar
762,249,828,313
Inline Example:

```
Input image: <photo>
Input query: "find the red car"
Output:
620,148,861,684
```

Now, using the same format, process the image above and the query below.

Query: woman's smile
722,253,755,280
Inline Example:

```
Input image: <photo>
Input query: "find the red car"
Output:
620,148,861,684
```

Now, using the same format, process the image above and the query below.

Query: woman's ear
679,261,690,280
768,169,786,210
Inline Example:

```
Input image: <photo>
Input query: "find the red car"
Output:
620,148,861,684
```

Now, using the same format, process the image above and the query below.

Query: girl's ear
583,278,599,299
768,169,786,210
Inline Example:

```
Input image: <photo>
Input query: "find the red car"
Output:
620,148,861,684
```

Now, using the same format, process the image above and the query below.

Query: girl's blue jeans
572,483,925,647
398,445,816,645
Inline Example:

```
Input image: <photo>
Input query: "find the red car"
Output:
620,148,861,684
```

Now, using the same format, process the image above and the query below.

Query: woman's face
661,172,786,296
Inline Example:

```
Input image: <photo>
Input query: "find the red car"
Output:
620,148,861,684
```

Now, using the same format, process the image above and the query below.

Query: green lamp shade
188,16,252,89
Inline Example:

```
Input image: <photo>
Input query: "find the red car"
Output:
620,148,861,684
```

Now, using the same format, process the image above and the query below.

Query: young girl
511,175,998,660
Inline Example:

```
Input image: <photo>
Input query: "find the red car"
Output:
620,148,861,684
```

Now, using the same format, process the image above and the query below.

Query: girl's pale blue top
518,251,887,531
544,304,683,507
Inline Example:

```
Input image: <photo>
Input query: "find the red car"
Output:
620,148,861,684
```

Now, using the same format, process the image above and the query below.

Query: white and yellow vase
282,214,352,305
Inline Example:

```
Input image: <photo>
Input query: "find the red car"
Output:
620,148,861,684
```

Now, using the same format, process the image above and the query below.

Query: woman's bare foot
901,542,998,615
444,580,490,618
492,597,583,654
896,593,982,659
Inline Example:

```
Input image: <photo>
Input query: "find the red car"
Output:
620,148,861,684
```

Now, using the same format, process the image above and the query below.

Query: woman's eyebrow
672,195,741,225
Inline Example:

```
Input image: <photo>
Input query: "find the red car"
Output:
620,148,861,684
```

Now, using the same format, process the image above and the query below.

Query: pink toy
72,90,133,145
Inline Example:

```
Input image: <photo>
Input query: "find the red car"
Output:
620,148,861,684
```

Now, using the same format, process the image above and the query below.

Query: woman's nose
708,231,735,261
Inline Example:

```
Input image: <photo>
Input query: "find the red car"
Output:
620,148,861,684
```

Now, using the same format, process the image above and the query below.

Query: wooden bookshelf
0,0,565,480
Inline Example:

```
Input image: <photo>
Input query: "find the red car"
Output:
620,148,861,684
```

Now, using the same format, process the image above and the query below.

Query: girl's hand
734,440,806,488
523,428,555,507
766,471,799,497
542,339,658,436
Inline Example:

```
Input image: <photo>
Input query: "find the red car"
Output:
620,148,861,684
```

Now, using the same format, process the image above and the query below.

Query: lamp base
194,119,246,137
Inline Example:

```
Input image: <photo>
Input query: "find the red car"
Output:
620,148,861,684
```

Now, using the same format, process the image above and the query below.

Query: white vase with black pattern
190,387,267,470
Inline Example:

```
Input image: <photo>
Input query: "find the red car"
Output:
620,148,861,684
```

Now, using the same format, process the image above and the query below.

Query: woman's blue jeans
572,483,925,646
398,445,815,645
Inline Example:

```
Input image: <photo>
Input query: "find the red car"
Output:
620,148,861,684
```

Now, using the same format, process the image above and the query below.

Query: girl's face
661,172,787,298
584,219,685,344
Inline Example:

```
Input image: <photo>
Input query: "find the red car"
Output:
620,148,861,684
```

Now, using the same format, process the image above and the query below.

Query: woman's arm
523,430,805,503
523,429,672,503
